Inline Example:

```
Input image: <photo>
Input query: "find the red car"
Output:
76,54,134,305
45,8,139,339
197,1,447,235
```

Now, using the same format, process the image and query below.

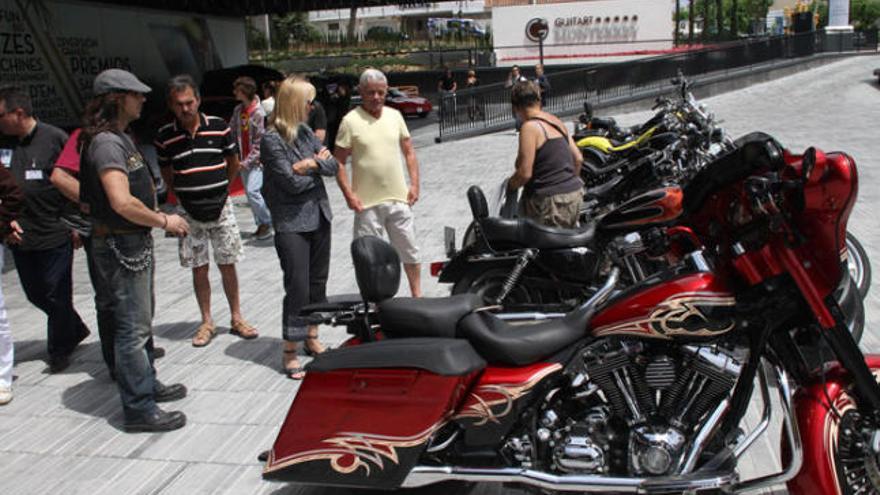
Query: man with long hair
0,86,91,373
156,74,258,347
79,69,190,432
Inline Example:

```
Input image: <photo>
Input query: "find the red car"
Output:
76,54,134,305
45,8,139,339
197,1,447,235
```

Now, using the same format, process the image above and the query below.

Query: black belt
91,224,149,237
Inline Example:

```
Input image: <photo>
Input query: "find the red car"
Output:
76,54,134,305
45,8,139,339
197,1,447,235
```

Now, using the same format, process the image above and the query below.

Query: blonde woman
259,77,338,379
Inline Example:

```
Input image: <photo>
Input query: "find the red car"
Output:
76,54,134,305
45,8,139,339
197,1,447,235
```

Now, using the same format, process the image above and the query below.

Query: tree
852,0,880,29
347,6,358,43
273,12,321,46
744,0,773,27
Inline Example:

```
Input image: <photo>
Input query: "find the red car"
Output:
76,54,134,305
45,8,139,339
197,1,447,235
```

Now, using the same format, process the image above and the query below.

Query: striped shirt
155,113,237,222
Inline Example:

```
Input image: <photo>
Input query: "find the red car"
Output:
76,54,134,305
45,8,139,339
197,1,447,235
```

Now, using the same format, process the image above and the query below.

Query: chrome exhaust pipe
401,466,735,493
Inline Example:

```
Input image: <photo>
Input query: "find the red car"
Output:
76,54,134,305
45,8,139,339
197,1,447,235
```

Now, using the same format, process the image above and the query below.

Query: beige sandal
230,319,259,339
192,323,216,347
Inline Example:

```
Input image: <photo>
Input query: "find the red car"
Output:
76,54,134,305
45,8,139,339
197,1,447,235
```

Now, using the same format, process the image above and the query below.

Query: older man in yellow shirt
334,68,422,297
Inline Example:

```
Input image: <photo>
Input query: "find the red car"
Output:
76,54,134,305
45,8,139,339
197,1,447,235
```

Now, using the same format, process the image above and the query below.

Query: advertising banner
492,0,674,66
0,0,246,127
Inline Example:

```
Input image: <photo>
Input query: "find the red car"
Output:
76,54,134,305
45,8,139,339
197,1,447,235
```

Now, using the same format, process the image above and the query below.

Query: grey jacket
260,125,338,233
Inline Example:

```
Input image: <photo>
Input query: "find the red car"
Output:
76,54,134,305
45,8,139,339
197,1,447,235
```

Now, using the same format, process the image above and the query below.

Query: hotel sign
492,0,672,66
525,17,549,42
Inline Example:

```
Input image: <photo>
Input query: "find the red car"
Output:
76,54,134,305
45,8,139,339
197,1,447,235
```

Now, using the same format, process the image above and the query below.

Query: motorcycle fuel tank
591,272,737,340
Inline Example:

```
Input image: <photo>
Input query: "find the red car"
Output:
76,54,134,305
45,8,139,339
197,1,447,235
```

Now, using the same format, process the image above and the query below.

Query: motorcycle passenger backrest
351,236,400,303
467,185,489,220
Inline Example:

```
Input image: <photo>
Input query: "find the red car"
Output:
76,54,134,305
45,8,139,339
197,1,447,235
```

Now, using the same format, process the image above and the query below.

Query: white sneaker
0,386,11,405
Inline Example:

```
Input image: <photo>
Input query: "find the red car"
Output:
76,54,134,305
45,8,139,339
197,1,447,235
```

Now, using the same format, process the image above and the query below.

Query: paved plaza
1,54,879,494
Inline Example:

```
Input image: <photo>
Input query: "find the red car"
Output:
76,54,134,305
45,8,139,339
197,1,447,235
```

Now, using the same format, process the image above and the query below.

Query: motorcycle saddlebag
263,338,486,489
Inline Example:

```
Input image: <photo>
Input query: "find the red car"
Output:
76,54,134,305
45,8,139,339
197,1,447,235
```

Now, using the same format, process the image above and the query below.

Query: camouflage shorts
520,189,583,229
178,199,244,268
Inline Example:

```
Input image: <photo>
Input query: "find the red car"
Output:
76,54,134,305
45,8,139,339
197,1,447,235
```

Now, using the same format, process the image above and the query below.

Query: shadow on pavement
224,336,285,373
152,321,202,341
60,375,126,431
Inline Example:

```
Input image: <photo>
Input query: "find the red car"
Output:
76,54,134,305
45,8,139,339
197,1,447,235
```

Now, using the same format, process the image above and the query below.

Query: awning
84,0,430,17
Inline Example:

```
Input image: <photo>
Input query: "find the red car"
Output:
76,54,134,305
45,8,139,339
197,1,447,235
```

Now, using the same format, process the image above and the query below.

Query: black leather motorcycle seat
379,294,484,339
307,338,486,376
479,216,595,250
590,116,617,129
457,301,596,366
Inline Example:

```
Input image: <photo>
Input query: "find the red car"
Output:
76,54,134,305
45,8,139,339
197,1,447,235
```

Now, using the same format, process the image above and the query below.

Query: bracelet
160,213,168,229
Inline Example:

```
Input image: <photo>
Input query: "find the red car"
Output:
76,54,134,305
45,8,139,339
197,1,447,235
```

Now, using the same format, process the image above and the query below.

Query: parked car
874,68,880,84
350,87,433,118
385,87,432,117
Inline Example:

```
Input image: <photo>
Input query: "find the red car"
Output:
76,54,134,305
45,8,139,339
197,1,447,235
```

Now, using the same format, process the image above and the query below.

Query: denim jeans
241,166,272,227
89,232,158,418
84,235,156,375
11,240,90,358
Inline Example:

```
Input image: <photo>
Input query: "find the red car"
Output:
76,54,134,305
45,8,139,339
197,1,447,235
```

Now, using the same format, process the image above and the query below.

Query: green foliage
852,0,880,29
679,0,772,35
272,12,322,46
811,1,829,28
246,23,268,51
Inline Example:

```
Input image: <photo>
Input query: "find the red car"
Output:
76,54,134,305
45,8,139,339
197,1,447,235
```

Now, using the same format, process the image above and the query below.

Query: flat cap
93,69,151,96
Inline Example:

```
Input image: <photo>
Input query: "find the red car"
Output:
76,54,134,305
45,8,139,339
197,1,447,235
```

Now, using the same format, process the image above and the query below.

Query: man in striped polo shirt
156,75,259,347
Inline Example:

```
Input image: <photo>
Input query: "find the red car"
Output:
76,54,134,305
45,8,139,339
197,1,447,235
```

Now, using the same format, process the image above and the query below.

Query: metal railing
436,30,877,142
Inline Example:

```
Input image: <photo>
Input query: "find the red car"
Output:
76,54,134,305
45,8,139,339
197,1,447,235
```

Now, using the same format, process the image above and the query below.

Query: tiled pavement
1,54,879,494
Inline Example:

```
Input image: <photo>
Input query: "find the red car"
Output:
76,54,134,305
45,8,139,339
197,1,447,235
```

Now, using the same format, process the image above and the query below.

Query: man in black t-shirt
437,68,457,117
156,75,258,348
0,86,90,373
306,82,328,144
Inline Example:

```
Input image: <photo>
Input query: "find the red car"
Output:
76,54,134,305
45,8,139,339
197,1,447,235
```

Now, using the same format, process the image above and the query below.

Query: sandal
230,319,259,339
191,323,216,347
282,349,306,380
303,336,327,357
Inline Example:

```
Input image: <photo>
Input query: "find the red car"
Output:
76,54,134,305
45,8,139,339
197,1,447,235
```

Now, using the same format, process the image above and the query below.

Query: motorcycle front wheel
846,232,871,300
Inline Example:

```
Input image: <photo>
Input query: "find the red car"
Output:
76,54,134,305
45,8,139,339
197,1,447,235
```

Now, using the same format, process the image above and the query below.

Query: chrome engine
542,339,744,477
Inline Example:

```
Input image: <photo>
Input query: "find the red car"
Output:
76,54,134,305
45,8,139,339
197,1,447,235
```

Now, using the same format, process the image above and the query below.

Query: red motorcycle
263,132,878,494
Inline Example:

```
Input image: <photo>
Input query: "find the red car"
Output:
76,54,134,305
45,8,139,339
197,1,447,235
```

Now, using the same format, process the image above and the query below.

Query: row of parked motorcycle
434,72,871,341
262,72,880,495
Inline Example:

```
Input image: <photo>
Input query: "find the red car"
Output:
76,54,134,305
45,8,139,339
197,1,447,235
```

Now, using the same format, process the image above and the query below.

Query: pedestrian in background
0,164,23,405
325,82,352,153
261,77,337,379
306,83,328,144
534,64,551,109
156,75,258,348
334,68,423,297
230,76,272,240
505,65,527,88
79,69,189,432
0,86,91,373
505,66,528,131
465,69,483,121
506,80,583,228
437,67,457,119
261,80,278,117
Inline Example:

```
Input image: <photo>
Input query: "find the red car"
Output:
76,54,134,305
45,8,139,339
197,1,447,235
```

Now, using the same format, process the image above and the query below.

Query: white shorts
354,201,420,264
178,200,244,268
